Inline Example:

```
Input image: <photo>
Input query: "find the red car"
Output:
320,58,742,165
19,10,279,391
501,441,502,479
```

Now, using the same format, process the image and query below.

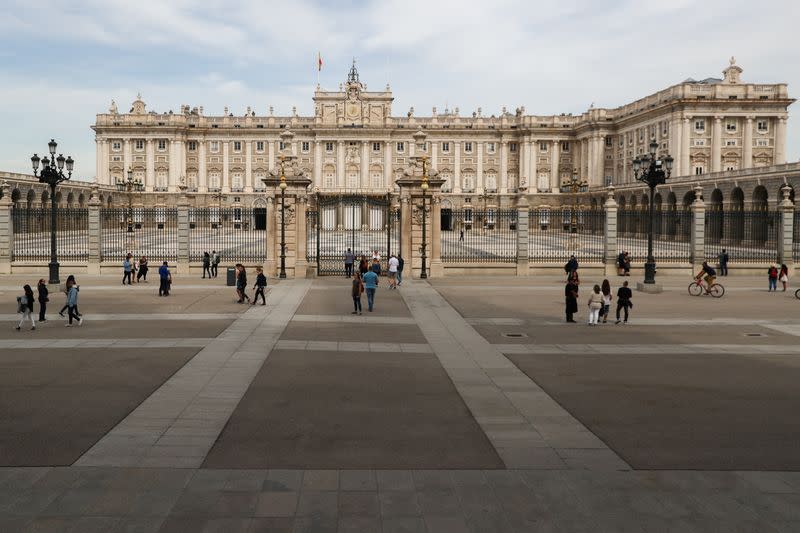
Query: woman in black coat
565,280,579,323
37,279,49,322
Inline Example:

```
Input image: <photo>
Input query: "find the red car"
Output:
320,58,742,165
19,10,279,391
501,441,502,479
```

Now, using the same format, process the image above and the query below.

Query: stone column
587,136,595,185
0,187,12,274
123,139,131,178
87,190,101,274
100,140,110,185
476,141,484,193
222,141,230,191
295,195,308,277
671,118,682,176
360,141,369,189
198,140,207,192
430,140,438,171
743,116,754,169
430,195,443,277
550,140,560,192
595,135,606,186
268,139,276,171
528,139,537,192
313,140,322,188
778,185,794,266
711,116,722,173
265,195,276,276
681,117,691,176
245,141,253,192
177,191,190,274
604,186,618,276
520,138,528,191
179,140,187,186
384,141,393,188
337,141,345,188
453,141,462,194
690,186,705,267
775,117,788,164
145,139,155,191
500,140,508,194
516,195,529,276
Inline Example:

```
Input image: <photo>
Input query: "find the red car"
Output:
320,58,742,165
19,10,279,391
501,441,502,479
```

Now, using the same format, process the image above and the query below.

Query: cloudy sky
1,0,797,180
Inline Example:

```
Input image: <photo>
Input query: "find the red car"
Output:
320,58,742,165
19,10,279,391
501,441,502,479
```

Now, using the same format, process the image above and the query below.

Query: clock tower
313,60,393,127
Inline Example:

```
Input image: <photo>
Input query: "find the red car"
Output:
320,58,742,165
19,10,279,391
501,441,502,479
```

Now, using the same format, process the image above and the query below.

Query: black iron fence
188,207,266,263
100,207,179,262
617,208,691,263
528,208,604,263
11,207,89,262
705,208,781,263
306,195,399,275
441,208,517,263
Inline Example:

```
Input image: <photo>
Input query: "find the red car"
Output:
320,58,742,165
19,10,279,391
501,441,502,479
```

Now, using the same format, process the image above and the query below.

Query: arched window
485,172,497,192
209,172,221,190
463,173,475,192
231,172,243,190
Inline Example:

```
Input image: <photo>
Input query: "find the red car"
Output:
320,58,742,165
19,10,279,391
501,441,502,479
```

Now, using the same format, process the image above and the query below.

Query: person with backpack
564,255,578,279
587,284,604,326
396,255,405,286
158,261,172,296
615,281,633,324
344,248,355,278
37,278,49,322
253,266,267,305
768,264,779,292
211,251,220,278
15,284,36,331
202,252,212,279
351,271,364,315
65,279,82,327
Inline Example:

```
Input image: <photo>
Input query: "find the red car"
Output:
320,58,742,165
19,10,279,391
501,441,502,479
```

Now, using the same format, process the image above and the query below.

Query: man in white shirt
372,250,381,262
387,254,399,289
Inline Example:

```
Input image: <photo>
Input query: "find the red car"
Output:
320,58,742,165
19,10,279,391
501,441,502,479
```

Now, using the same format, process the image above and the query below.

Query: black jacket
37,284,48,302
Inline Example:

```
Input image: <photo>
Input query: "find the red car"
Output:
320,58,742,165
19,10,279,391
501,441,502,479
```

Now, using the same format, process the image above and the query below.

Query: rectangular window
233,141,242,152
134,139,144,151
325,142,334,152
560,141,569,152
694,166,704,175
605,137,613,147
662,122,668,135
464,142,473,153
396,142,405,153
487,142,496,154
509,142,517,153
256,141,265,152
279,141,286,151
756,139,769,147
442,141,450,153
726,121,737,132
302,141,310,153
539,142,548,152
111,141,121,151
757,120,768,132
725,139,737,146
693,139,706,147
210,141,219,153
372,142,381,152
694,119,705,132
187,141,197,151
157,139,167,151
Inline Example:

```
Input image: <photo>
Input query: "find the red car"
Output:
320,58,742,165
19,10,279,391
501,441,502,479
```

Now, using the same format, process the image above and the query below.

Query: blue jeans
397,270,403,284
366,288,376,311
769,278,777,291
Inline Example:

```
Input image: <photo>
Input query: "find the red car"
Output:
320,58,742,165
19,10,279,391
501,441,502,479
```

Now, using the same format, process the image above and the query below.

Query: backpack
17,296,27,313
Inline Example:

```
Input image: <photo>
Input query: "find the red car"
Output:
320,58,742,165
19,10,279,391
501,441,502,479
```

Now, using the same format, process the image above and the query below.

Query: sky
0,0,797,181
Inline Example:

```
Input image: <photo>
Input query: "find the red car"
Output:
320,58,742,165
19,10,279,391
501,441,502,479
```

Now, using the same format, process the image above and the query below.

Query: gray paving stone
337,491,379,516
254,492,298,518
378,491,420,517
376,471,415,492
296,491,338,518
338,470,377,491
301,471,339,492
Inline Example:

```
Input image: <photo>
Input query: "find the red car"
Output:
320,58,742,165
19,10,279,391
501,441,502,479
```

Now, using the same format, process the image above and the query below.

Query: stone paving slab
494,343,800,355
273,339,432,353
0,348,200,466
292,313,416,325
0,338,210,349
0,320,234,340
295,281,413,317
203,348,503,469
508,350,800,470
280,321,427,343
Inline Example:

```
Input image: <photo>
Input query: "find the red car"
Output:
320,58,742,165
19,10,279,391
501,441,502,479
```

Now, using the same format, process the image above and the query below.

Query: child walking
16,284,36,331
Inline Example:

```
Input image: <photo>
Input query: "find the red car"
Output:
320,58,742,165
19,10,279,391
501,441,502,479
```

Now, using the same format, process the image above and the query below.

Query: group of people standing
768,263,790,292
15,275,82,330
122,254,149,284
202,251,221,279
564,256,633,325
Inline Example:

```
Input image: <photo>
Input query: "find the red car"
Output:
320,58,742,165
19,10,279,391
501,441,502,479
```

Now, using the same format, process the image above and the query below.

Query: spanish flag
317,52,323,72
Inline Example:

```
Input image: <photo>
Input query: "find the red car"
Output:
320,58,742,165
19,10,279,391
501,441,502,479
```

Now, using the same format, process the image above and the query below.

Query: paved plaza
1,272,800,532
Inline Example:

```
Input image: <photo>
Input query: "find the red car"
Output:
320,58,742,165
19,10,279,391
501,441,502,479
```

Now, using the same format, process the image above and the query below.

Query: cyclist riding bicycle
695,261,717,294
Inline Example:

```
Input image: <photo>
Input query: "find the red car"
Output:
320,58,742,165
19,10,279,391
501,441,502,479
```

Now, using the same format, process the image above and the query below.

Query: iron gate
306,195,400,275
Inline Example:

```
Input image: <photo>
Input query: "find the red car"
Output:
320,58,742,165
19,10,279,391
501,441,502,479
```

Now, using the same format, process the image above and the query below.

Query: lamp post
209,190,224,230
560,169,588,234
278,155,288,279
116,167,143,232
30,139,74,285
477,192,493,235
632,140,674,285
420,157,429,279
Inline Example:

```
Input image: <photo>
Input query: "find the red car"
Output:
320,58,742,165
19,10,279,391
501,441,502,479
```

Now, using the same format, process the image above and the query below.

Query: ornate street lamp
209,191,224,230
560,168,588,234
116,167,143,232
30,139,74,285
278,155,288,279
632,140,674,285
420,156,429,279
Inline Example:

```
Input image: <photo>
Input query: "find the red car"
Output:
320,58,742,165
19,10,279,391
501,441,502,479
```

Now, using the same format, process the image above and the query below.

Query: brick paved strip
74,280,311,468
400,281,630,471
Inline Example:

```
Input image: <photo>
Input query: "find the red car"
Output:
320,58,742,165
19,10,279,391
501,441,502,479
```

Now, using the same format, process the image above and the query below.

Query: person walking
65,279,82,327
768,264,779,292
564,255,578,280
718,248,729,276
122,254,133,285
37,278,49,322
779,263,789,291
236,264,250,304
387,254,399,289
459,229,464,241
363,267,378,312
397,255,404,286
202,252,212,279
358,256,369,276
59,275,80,318
351,271,364,315
564,278,578,323
253,266,267,305
600,279,612,324
371,257,381,276
211,251,220,278
344,248,355,278
615,281,633,324
137,256,149,282
15,284,36,331
587,284,604,326
158,261,172,296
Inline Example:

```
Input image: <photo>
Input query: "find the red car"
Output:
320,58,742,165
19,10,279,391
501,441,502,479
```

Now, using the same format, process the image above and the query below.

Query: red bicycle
688,277,725,298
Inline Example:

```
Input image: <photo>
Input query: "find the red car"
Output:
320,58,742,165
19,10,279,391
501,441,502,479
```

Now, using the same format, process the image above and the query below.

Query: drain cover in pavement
502,333,528,338
744,333,766,337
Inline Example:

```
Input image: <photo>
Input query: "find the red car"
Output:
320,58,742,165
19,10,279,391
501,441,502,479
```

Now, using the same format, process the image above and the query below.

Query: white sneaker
78,318,83,326
65,323,72,327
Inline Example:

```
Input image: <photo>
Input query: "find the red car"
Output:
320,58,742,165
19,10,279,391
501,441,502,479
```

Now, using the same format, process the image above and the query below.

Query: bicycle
795,288,800,300
688,278,725,298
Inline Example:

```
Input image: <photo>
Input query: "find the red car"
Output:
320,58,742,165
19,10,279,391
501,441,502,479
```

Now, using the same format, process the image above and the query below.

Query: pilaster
176,189,190,275
690,186,705,267
400,195,412,261
0,185,12,274
778,185,794,266
430,195,443,277
550,139,560,192
603,186,618,276
87,188,101,274
295,194,309,277
743,116,754,169
265,195,277,276
516,195,530,276
711,117,722,173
